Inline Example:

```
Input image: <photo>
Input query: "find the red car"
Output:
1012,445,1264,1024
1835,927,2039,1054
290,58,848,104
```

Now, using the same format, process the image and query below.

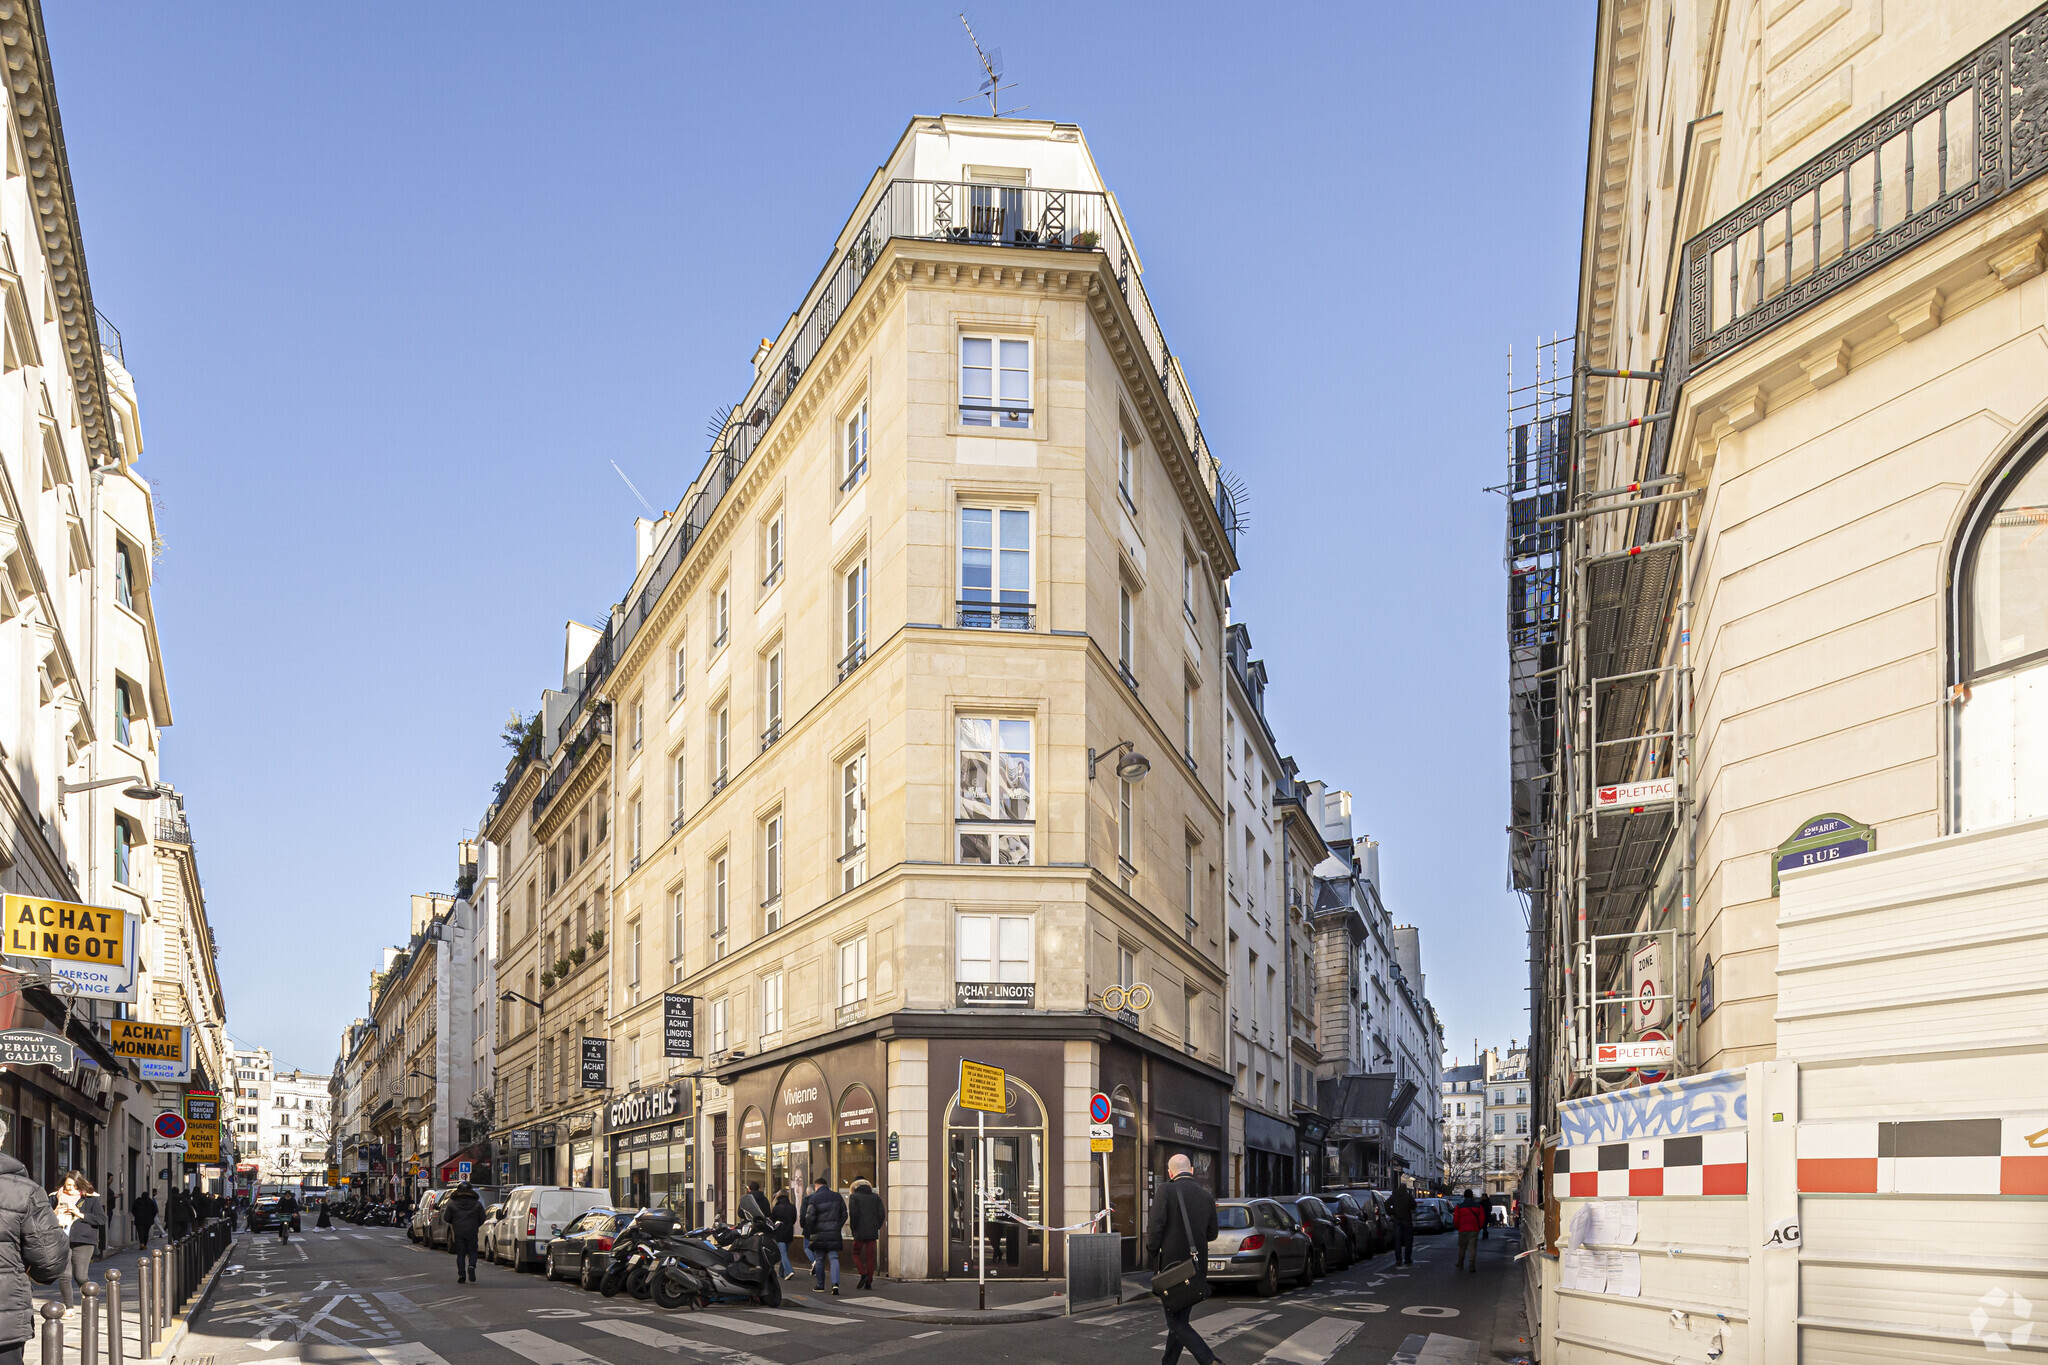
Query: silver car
1204,1198,1315,1297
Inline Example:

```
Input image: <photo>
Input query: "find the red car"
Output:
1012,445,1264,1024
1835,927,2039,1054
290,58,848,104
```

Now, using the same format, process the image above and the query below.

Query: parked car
1204,1198,1314,1297
1291,1196,1351,1274
408,1190,444,1243
1328,1190,1389,1257
544,1208,624,1287
427,1185,503,1249
478,1203,506,1257
1412,1197,1451,1233
496,1186,615,1272
487,1188,533,1265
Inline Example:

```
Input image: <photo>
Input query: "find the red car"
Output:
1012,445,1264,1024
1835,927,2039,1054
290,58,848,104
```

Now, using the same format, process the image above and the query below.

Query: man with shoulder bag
1144,1154,1219,1365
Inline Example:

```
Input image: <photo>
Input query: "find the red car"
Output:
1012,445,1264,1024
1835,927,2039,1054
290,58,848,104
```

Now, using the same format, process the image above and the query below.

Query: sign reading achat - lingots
3,896,135,1000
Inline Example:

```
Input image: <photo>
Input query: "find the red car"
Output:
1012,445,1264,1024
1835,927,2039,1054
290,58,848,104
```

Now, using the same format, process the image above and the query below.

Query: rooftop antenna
610,460,657,517
958,13,1027,117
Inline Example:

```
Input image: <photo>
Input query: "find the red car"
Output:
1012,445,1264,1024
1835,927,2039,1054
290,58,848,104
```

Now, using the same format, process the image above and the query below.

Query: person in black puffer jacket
846,1180,885,1290
769,1189,797,1280
0,1134,69,1362
799,1177,846,1294
442,1184,486,1284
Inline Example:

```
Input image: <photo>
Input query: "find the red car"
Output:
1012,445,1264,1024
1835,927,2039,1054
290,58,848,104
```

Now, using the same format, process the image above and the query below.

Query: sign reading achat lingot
3,895,135,1001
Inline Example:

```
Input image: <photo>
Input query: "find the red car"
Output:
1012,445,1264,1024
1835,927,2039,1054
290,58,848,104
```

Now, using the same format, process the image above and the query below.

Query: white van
496,1186,614,1271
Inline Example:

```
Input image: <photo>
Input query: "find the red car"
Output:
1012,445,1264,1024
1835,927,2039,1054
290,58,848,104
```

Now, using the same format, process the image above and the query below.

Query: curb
780,1290,1065,1326
160,1236,238,1364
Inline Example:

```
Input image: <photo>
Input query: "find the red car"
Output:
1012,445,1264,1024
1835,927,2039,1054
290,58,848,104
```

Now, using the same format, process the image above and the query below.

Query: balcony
957,600,1034,631
760,720,782,753
838,639,867,683
156,819,192,846
532,705,608,821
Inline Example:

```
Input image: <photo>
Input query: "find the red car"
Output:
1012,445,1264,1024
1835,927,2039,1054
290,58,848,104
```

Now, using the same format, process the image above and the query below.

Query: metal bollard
82,1280,99,1365
106,1269,123,1365
152,1249,167,1347
38,1300,62,1365
136,1255,152,1355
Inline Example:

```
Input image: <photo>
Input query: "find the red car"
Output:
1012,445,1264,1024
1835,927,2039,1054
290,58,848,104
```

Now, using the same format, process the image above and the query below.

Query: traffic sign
1636,1029,1672,1083
459,1161,472,1180
1091,1136,1114,1153
1089,1123,1113,1142
153,1112,186,1141
1089,1092,1111,1124
958,1059,1006,1113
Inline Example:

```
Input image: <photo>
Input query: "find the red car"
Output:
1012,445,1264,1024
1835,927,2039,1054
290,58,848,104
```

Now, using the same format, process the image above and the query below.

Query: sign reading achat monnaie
3,895,136,1001
111,1020,190,1081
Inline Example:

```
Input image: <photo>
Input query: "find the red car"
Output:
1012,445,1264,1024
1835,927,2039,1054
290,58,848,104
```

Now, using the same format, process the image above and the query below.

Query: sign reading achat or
958,1058,1007,1113
111,1020,190,1081
0,1029,72,1069
2,895,134,1001
663,993,695,1058
1772,812,1874,894
183,1091,220,1163
580,1037,609,1090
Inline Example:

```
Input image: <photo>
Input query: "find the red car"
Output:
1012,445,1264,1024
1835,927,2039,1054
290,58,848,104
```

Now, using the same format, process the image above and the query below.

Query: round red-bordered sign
1089,1092,1111,1124
1636,1029,1670,1084
154,1112,185,1140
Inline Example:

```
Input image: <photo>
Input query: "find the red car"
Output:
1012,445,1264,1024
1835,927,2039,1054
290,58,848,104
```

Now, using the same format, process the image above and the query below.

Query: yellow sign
958,1059,1007,1113
3,895,126,966
1091,1137,1113,1153
111,1020,184,1063
184,1121,220,1162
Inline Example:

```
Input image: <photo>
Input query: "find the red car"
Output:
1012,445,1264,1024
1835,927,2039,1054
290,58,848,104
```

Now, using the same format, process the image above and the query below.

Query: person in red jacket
1452,1189,1488,1272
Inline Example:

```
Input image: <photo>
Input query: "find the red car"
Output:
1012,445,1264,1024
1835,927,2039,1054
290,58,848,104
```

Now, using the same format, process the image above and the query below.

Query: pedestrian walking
769,1189,797,1280
0,1120,68,1365
166,1188,193,1240
443,1182,485,1283
1387,1182,1416,1266
316,1199,332,1230
130,1189,158,1247
1453,1188,1487,1272
50,1173,102,1319
799,1176,846,1295
846,1179,884,1290
1144,1153,1218,1365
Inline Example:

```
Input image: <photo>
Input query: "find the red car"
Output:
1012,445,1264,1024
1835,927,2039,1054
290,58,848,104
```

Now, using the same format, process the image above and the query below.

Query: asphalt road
180,1223,1527,1365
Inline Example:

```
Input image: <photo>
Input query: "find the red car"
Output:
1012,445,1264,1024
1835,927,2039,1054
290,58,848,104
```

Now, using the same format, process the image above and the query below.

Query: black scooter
599,1210,677,1299
651,1217,782,1311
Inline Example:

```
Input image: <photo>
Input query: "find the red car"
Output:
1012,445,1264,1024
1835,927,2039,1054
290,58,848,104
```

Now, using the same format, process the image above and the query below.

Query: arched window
1955,445,2048,830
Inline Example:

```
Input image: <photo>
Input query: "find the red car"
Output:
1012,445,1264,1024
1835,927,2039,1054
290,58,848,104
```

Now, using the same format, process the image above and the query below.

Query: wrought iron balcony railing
957,599,1034,631
760,719,782,753
838,639,867,682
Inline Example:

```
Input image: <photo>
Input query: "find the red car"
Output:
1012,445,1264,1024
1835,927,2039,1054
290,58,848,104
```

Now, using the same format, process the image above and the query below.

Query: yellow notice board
958,1059,1007,1113
4,894,126,966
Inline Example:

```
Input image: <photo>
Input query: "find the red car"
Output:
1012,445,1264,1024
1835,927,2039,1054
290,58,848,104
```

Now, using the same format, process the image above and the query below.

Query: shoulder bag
1148,1181,1209,1314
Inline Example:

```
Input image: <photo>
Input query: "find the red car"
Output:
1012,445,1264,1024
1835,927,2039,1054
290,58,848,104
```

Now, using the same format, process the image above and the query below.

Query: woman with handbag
1143,1154,1219,1365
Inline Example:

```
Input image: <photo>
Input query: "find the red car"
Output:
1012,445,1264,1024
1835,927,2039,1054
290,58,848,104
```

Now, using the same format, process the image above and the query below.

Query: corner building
591,116,1242,1279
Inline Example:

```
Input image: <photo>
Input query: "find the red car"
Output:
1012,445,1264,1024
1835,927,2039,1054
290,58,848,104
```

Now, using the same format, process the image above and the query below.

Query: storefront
1241,1110,1298,1197
565,1109,601,1188
605,1081,694,1221
725,1037,889,1268
1148,1061,1227,1198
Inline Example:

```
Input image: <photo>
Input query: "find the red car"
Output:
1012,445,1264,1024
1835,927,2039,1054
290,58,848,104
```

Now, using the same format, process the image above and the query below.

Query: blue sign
1776,837,1870,877
1773,812,1875,894
1697,955,1716,1022
458,1161,472,1179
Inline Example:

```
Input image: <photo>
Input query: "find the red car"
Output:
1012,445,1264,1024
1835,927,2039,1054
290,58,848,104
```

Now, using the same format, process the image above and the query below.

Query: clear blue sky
43,3,1591,1077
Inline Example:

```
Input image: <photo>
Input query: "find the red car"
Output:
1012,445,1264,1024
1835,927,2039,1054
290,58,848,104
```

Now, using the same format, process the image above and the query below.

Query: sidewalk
29,1240,156,1365
774,1268,1153,1325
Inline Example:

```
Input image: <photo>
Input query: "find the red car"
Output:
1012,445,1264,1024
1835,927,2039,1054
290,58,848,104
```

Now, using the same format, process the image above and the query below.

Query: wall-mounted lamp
1088,740,1152,783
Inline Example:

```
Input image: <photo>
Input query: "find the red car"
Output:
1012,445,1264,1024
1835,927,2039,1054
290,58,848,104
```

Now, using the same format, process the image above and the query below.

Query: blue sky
43,3,1591,1077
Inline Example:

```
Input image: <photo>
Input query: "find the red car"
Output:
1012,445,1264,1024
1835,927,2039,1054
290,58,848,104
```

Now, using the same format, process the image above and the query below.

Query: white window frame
710,855,729,962
843,559,869,668
956,912,1033,985
761,971,784,1036
1182,556,1196,627
713,581,731,651
673,638,687,701
955,714,1033,865
1119,584,1136,678
631,799,644,866
842,401,869,491
762,512,784,591
710,997,729,1054
714,703,730,786
839,936,868,1012
671,748,687,832
761,812,784,932
670,887,686,980
627,920,642,993
1118,429,1135,511
763,648,783,745
1118,944,1137,991
841,751,868,892
1117,777,1135,893
1183,681,1196,760
959,335,1032,429
958,505,1033,629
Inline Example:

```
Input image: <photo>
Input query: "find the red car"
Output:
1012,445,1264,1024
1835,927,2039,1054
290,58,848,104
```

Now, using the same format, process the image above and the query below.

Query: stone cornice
483,759,545,842
3,2,118,469
1577,0,1650,417
531,735,610,845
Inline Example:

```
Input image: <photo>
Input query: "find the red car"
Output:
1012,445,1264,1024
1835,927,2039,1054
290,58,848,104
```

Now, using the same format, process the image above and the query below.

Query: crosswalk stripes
484,1329,610,1365
1252,1315,1362,1365
745,1308,861,1325
583,1316,782,1365
366,1345,454,1365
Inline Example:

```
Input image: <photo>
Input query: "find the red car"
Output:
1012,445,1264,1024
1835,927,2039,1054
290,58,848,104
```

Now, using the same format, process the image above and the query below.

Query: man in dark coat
443,1183,486,1284
846,1179,885,1290
0,1136,69,1363
166,1189,193,1239
1387,1182,1417,1266
799,1177,846,1295
1143,1154,1219,1365
130,1189,158,1247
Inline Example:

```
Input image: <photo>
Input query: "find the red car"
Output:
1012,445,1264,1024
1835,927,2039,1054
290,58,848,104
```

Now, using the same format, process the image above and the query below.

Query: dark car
544,1208,624,1289
1205,1198,1314,1297
1291,1196,1351,1275
1324,1191,1379,1258
1412,1196,1451,1234
246,1197,300,1233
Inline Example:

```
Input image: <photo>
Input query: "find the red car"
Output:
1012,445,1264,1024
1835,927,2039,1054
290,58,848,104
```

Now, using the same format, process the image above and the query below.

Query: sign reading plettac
112,1020,190,1081
958,1058,1007,1113
663,993,695,1058
3,895,135,1001
1594,778,1677,810
1595,1037,1676,1069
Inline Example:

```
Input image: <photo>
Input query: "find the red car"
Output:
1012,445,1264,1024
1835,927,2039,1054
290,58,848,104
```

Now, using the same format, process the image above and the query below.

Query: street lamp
1087,740,1152,782
499,990,546,1016
58,771,161,801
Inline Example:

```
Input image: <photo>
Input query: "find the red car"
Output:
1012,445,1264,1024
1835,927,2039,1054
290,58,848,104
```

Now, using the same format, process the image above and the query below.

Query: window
672,639,687,701
1517,1113,1528,1134
839,937,868,1011
959,507,1031,628
1494,1145,1505,1167
960,335,1030,428
631,799,644,866
113,815,134,886
761,972,783,1035
1117,430,1135,510
842,402,869,491
1118,944,1137,991
713,703,730,788
713,581,731,651
1956,447,2048,829
632,699,644,750
841,752,867,892
762,513,784,590
710,997,728,1053
761,813,783,931
1518,1088,1528,1105
114,543,135,610
1117,777,1135,892
671,750,687,831
842,559,868,673
1493,1114,1505,1134
956,716,1032,864
710,855,729,961
1118,584,1136,683
114,678,133,747
668,887,686,977
628,921,642,992
1183,682,1196,761
762,649,783,747
1182,556,1196,627
956,913,1032,984
1184,837,1199,941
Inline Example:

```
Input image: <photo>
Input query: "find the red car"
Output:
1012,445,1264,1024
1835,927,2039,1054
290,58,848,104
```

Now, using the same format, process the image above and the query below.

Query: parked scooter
600,1209,678,1299
651,1216,783,1311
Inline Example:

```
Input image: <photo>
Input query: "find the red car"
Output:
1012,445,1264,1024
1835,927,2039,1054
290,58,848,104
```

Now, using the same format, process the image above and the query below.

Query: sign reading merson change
3,895,136,1001
111,1020,189,1081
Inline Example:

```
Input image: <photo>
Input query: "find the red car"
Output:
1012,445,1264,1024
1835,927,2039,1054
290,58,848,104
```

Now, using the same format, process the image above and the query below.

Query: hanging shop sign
183,1091,221,1163
1594,778,1676,811
1772,813,1874,894
663,993,695,1058
0,1029,71,1069
111,1020,190,1081
580,1038,608,1090
2,896,136,1001
606,1083,686,1134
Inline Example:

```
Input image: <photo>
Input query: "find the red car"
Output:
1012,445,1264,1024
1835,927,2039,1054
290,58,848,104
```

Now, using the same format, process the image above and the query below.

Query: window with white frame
713,703,730,787
631,799,644,866
761,812,783,931
761,971,783,1036
710,997,728,1053
710,855,729,961
627,920,642,993
1183,681,1196,760
839,936,868,1012
1184,836,1199,942
713,580,731,651
673,637,687,701
1117,429,1135,510
960,507,1031,628
762,512,784,590
632,698,644,750
842,559,868,669
956,716,1033,865
1183,556,1196,627
762,648,783,745
841,752,867,892
956,912,1032,984
1117,777,1135,892
1956,446,2048,829
669,887,686,980
842,402,869,491
1119,584,1136,681
1118,943,1137,991
671,749,687,831
960,336,1030,428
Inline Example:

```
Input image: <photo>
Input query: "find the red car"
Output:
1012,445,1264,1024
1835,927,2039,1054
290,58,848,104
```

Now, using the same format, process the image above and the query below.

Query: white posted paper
1587,1199,1640,1246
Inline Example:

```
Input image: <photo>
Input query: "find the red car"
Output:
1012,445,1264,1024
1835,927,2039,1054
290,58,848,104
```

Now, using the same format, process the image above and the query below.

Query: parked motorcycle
599,1210,678,1299
651,1217,782,1311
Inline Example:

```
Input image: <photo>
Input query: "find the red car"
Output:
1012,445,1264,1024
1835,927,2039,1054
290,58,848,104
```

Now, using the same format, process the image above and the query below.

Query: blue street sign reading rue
1773,812,1875,894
